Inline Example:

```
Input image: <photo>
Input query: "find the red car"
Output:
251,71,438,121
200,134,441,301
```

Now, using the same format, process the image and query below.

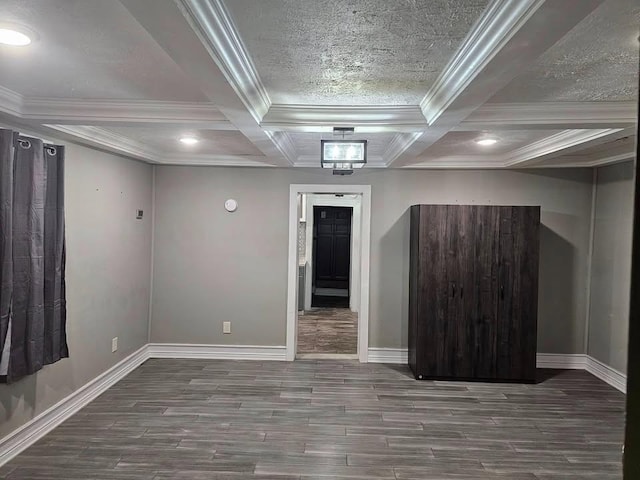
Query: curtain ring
17,139,31,149
45,146,57,156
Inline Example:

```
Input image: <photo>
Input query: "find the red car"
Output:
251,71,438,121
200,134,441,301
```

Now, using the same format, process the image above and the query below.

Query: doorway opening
286,185,371,362
312,205,352,308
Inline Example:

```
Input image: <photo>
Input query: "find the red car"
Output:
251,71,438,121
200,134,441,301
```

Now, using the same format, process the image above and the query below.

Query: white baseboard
586,355,627,394
147,343,287,361
368,347,408,364
366,348,626,393
535,353,587,369
0,345,149,467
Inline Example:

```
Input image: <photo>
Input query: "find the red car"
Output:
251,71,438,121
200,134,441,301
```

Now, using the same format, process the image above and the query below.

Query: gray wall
152,167,594,354
588,161,635,373
0,142,153,439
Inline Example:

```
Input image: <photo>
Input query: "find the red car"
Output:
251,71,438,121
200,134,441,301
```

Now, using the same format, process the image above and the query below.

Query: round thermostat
224,199,238,212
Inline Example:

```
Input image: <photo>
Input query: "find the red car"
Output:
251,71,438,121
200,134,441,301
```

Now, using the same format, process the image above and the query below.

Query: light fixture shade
321,140,367,169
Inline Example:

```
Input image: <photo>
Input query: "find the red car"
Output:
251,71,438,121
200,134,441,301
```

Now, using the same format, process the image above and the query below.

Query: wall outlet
111,337,118,352
223,321,231,334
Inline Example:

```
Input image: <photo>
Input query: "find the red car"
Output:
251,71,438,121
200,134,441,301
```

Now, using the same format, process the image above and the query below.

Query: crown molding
0,85,23,117
383,132,424,166
0,84,235,128
504,128,624,167
459,101,638,130
46,125,158,161
410,129,628,169
419,0,545,125
22,98,233,127
267,130,297,165
160,153,275,167
177,0,271,122
262,104,427,132
46,125,274,167
405,156,506,169
535,150,636,169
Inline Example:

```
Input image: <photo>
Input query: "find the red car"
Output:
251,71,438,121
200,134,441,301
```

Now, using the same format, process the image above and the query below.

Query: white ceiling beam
261,105,427,133
383,133,425,166
457,101,638,130
504,128,627,167
391,0,606,167
0,85,22,117
46,125,160,162
45,124,275,166
22,98,235,129
0,85,236,129
550,150,636,168
408,128,629,169
120,0,294,166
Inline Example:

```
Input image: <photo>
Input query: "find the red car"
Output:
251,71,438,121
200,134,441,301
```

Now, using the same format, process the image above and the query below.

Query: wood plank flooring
297,308,358,354
0,359,625,479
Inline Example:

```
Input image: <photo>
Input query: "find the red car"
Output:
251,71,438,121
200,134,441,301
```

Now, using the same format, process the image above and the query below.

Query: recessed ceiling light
179,136,199,145
476,138,498,146
0,27,32,46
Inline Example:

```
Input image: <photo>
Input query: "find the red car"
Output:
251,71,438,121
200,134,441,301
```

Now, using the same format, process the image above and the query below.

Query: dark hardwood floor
0,359,625,479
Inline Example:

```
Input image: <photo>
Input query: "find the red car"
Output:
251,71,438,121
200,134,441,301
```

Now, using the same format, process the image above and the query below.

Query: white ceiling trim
552,151,636,168
411,128,626,168
406,156,506,169
0,84,235,128
160,153,276,166
504,128,625,167
0,85,23,117
177,0,271,122
261,105,428,132
419,0,545,125
46,125,157,161
459,102,638,130
23,98,232,127
383,132,425,167
267,130,298,165
46,124,273,166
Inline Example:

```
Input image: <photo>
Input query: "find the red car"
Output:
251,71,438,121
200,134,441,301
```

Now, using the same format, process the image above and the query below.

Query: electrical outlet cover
223,321,231,334
112,337,118,352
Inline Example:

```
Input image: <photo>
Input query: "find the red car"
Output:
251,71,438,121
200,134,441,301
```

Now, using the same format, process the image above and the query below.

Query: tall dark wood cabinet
408,205,540,383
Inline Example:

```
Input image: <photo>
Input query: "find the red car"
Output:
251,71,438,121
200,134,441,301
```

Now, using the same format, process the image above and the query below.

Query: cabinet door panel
418,205,450,377
497,206,539,381
472,206,500,379
451,205,476,378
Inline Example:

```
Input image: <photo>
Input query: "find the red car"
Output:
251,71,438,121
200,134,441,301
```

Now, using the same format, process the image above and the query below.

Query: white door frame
286,184,372,362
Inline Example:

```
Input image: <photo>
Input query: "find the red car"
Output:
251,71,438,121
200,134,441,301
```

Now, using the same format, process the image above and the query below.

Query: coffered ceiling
0,0,637,169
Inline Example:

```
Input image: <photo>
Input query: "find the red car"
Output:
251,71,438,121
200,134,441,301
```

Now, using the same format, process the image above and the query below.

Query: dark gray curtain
0,129,68,383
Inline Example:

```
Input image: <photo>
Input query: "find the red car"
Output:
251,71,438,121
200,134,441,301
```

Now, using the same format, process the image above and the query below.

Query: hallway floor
297,308,358,355
0,359,625,479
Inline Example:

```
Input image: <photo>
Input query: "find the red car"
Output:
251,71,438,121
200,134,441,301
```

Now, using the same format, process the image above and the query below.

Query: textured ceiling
289,132,397,162
0,0,207,101
105,127,264,156
490,0,640,103
225,0,489,105
422,130,561,158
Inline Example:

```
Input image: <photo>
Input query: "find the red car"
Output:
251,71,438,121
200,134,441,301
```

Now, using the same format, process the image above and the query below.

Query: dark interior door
313,206,352,291
496,206,539,381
